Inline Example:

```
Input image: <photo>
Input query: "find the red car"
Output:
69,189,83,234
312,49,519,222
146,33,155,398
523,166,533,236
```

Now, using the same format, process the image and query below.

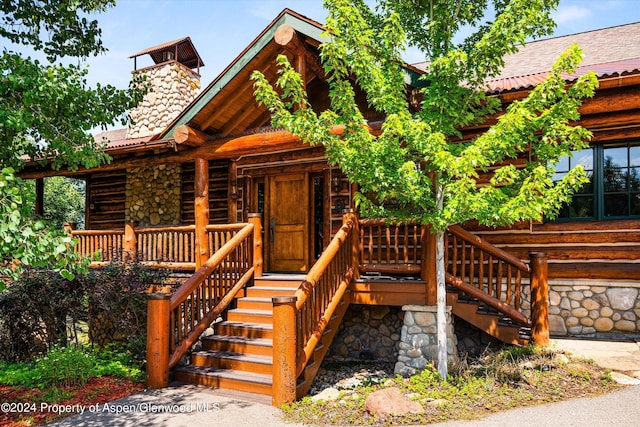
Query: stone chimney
127,37,204,139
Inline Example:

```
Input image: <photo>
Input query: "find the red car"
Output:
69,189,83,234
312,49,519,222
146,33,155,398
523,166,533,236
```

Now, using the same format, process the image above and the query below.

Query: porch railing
71,229,125,262
272,211,357,405
358,219,424,275
355,218,548,343
145,215,263,388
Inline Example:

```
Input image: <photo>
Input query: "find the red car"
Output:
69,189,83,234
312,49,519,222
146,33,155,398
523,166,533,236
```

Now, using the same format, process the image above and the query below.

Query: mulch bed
0,376,145,426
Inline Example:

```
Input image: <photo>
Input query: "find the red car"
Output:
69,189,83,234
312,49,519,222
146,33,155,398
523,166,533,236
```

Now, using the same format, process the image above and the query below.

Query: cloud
552,5,592,25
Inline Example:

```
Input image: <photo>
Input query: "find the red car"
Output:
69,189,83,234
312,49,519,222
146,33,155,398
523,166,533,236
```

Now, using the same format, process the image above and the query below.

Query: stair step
227,308,273,324
246,286,297,298
203,335,273,356
216,321,273,339
173,365,272,395
190,350,272,375
253,275,304,288
237,297,273,310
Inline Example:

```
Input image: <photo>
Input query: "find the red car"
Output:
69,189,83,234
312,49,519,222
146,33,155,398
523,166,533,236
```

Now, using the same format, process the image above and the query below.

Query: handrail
71,229,125,236
445,224,533,327
446,273,530,326
168,222,254,368
294,219,355,374
448,225,530,273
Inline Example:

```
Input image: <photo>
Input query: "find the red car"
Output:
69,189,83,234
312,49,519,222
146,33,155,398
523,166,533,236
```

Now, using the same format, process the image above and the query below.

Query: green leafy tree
44,177,85,229
253,0,598,377
0,1,144,287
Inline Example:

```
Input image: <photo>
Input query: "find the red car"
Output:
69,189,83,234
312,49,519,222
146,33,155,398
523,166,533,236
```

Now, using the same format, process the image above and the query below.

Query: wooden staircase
447,288,531,346
173,274,348,400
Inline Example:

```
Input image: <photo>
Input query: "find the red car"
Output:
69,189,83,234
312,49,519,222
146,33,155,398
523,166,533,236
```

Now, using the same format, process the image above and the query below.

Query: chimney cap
129,37,204,71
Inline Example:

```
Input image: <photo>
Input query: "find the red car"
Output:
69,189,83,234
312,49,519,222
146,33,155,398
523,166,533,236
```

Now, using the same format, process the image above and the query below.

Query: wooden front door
267,173,309,272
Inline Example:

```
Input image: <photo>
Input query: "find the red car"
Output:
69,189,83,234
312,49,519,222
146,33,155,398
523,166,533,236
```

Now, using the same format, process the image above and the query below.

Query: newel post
146,291,171,388
248,213,263,278
272,296,297,406
124,221,137,261
343,209,360,281
529,252,550,346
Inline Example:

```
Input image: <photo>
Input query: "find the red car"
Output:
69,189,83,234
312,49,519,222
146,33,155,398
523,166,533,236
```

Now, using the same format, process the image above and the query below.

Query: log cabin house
19,9,640,404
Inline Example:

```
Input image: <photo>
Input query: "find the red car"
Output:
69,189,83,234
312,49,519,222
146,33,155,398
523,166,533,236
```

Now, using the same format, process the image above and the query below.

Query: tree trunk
436,229,448,379
435,182,448,379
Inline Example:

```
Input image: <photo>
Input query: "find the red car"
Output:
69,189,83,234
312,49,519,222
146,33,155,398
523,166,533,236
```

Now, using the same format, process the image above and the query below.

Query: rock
370,306,390,320
582,299,600,310
606,289,638,311
594,317,614,332
414,311,435,327
549,314,568,335
610,372,640,385
571,307,588,318
311,387,341,402
427,398,448,408
614,320,636,332
364,387,423,417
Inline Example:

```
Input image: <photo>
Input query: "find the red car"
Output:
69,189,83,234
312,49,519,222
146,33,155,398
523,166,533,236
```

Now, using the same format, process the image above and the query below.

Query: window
554,141,640,220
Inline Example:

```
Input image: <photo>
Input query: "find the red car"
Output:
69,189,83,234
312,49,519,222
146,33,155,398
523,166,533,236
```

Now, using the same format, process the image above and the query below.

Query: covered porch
70,209,550,405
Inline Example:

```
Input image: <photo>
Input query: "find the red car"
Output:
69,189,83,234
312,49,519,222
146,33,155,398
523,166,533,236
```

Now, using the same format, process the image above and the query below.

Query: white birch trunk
436,229,448,379
435,183,448,379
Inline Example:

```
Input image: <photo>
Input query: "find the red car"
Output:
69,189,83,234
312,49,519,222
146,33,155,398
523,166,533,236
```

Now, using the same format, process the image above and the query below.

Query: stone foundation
548,281,640,336
326,305,403,362
125,164,182,227
394,305,458,376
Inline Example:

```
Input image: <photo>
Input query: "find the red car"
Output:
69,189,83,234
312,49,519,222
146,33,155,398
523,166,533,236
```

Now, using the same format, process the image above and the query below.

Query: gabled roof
159,9,329,140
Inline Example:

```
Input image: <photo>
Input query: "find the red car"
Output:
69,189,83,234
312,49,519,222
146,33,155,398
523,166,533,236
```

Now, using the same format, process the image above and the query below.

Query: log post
248,213,263,278
343,209,360,281
422,226,437,305
146,291,171,388
124,221,137,261
529,252,550,346
195,158,210,269
272,296,297,406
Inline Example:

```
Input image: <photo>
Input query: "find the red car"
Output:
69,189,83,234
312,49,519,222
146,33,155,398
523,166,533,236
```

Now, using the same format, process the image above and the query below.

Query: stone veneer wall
548,281,640,336
127,62,201,139
326,305,404,362
394,305,458,376
125,164,182,227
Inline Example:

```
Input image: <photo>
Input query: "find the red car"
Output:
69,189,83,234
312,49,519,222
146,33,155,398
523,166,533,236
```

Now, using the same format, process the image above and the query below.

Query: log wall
86,171,126,230
468,219,640,281
181,160,229,224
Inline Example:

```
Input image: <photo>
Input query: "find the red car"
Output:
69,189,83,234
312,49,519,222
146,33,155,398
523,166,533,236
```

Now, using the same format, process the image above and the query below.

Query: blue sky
9,0,640,90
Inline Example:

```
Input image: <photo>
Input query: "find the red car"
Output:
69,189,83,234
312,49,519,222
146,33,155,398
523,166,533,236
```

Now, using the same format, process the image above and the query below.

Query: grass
282,345,620,426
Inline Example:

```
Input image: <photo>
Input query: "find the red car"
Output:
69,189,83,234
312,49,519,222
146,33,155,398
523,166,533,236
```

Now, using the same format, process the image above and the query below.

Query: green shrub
35,345,97,387
0,258,168,364
0,268,87,362
84,258,170,362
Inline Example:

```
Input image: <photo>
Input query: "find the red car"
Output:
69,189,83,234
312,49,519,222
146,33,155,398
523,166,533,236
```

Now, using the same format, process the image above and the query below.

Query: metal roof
486,57,640,94
129,37,204,70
